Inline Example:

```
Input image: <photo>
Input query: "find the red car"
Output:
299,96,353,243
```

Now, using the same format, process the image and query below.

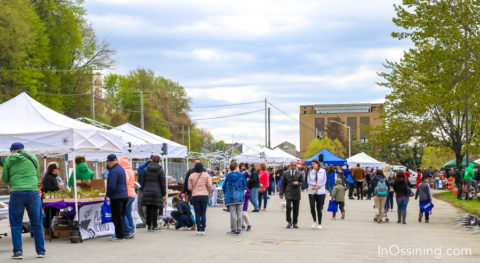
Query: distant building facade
299,103,385,158
274,142,299,158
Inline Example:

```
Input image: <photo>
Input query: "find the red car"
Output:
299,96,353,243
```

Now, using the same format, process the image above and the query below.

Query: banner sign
79,202,115,240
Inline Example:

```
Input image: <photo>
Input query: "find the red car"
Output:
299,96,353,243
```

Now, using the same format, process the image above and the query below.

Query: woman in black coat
141,155,167,231
42,162,61,228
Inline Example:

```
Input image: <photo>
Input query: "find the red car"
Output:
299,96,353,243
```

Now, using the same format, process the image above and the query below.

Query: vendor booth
304,149,347,166
0,92,123,240
347,152,386,169
441,158,480,170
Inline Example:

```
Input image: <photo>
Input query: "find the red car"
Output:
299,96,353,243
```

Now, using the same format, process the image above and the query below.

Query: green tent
441,158,480,170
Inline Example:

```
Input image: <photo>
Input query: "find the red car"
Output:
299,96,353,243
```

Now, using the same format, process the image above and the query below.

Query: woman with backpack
393,170,414,224
371,170,388,223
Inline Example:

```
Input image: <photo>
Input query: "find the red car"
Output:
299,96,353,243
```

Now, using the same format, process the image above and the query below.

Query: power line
36,92,90,97
267,101,317,132
191,109,264,121
191,100,264,109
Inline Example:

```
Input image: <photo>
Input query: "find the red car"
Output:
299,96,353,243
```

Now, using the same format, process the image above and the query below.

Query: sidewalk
0,192,479,262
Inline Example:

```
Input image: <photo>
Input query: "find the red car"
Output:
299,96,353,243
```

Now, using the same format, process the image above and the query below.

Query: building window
315,118,325,139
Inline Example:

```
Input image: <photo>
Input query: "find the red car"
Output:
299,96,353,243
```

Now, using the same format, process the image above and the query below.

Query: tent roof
347,152,386,168
441,158,480,170
0,92,123,155
115,123,187,158
304,149,346,166
234,147,298,163
272,148,300,162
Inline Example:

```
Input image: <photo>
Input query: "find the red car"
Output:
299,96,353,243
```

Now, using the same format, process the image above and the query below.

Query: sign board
78,202,115,240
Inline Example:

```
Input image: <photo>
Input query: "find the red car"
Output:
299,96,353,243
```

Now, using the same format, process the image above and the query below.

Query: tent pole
73,152,79,221
43,156,47,174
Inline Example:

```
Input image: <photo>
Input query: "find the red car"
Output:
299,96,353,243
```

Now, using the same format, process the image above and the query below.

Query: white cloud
164,49,254,63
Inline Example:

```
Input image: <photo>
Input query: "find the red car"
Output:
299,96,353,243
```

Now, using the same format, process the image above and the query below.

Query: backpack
375,178,388,197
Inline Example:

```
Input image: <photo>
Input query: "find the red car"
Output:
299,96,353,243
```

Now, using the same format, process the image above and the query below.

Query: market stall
0,93,123,241
347,152,386,169
304,149,347,166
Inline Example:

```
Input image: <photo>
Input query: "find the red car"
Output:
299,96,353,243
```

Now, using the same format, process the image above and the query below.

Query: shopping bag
327,200,338,213
101,197,112,224
347,174,354,184
419,200,434,214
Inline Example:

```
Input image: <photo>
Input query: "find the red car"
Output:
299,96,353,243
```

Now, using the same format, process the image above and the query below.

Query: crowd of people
1,141,479,259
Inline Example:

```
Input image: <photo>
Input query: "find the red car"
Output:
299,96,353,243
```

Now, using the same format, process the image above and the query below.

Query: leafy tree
421,146,456,169
305,137,346,159
378,0,480,170
325,117,348,152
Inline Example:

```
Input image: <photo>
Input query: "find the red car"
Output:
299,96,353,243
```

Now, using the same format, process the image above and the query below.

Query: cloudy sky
84,0,408,150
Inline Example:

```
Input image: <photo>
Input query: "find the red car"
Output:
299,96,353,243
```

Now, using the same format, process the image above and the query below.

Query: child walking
415,176,433,223
331,178,346,219
242,187,252,231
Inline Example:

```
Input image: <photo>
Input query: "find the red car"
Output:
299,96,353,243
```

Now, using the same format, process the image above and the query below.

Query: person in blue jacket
106,154,128,241
326,165,336,195
222,162,247,235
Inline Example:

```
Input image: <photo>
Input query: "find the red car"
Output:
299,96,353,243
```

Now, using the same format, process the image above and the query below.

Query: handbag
405,178,414,196
101,197,112,224
258,184,266,194
327,200,338,212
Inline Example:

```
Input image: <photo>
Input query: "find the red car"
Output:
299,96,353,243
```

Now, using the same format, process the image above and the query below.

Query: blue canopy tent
304,149,347,166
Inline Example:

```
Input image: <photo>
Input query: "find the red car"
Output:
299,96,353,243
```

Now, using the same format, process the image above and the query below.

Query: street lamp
329,120,351,158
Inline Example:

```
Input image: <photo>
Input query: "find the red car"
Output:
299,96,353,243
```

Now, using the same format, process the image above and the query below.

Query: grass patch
434,191,480,217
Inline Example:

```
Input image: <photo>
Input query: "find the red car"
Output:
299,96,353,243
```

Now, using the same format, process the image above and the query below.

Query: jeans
191,196,208,231
258,191,268,209
146,205,160,228
456,183,463,200
396,197,409,212
348,183,355,198
171,211,193,229
249,188,259,210
355,181,364,199
268,180,274,195
229,204,243,232
286,199,300,225
111,198,127,238
9,191,45,255
326,182,334,195
387,192,394,210
465,180,473,200
308,194,325,224
124,197,135,234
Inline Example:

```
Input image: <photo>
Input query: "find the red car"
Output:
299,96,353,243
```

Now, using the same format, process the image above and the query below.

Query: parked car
392,165,418,187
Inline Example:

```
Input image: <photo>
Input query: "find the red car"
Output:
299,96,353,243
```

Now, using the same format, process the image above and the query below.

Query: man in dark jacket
106,154,128,241
280,161,304,229
454,168,463,200
171,197,193,230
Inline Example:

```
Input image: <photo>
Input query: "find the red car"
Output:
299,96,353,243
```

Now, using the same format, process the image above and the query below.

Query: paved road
1,191,479,263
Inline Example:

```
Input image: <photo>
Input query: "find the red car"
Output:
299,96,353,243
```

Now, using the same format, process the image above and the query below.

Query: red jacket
258,170,269,189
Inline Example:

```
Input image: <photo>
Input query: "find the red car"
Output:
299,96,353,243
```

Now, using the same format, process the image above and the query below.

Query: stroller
372,195,390,223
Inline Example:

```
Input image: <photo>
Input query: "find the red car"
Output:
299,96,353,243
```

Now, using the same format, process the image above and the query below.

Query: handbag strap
17,151,37,169
192,172,203,191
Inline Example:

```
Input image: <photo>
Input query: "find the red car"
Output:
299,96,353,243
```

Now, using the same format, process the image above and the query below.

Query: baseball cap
10,142,24,152
107,154,117,162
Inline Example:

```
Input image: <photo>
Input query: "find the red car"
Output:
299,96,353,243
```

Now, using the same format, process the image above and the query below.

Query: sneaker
332,216,336,220
223,208,230,212
125,232,135,239
293,224,299,229
136,223,146,228
341,212,345,220
252,210,259,213
311,223,317,229
201,231,205,235
317,225,322,230
286,223,292,229
226,230,237,235
418,214,423,223
196,231,202,235
425,220,429,224
37,252,46,258
109,236,125,241
12,252,23,259
246,225,251,232
151,227,159,231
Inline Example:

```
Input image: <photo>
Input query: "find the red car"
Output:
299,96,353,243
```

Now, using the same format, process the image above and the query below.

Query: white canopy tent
234,146,298,164
347,152,386,169
115,123,188,159
272,148,300,163
475,159,480,164
0,92,123,221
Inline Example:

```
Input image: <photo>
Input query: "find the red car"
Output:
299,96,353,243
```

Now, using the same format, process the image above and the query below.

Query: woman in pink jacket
119,156,137,238
188,162,212,235
258,163,270,211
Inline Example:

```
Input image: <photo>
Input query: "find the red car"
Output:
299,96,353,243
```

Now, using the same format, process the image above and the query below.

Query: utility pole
268,107,271,149
264,98,267,147
182,125,185,145
140,89,144,129
91,79,95,120
466,99,469,167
